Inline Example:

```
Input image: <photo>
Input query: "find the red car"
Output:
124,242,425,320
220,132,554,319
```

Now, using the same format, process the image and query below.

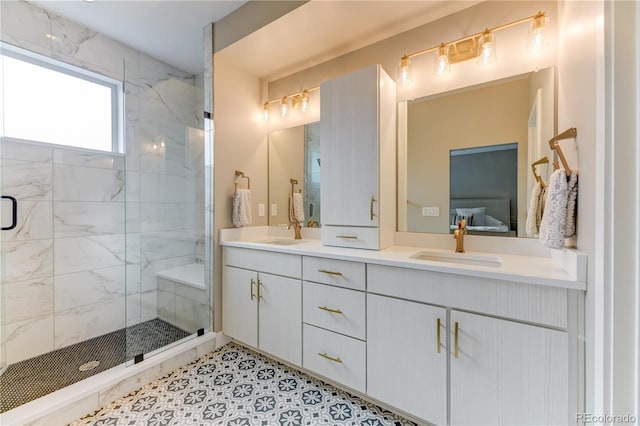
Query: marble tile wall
1,0,208,365
0,140,128,363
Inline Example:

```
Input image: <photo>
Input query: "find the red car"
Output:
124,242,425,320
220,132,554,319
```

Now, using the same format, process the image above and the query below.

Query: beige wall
405,77,529,234
212,56,268,330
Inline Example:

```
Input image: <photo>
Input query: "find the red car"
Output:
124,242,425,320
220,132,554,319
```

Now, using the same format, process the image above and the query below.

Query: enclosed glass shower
0,43,212,411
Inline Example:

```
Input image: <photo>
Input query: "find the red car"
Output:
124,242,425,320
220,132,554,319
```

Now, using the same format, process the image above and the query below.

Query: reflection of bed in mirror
449,198,515,237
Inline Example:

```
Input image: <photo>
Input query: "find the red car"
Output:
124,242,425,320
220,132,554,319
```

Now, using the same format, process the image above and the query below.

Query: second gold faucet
453,219,467,253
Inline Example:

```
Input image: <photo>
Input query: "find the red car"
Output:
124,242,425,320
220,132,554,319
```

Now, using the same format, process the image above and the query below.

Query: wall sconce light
397,11,548,85
262,86,319,121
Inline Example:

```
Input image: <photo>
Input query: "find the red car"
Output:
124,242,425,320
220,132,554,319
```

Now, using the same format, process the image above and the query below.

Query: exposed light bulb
262,102,269,121
477,30,497,65
398,55,412,85
280,96,288,118
434,43,450,76
300,90,310,113
529,12,549,52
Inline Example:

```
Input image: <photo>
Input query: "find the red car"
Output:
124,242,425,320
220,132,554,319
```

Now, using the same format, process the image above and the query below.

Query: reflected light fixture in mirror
262,86,319,121
397,11,548,85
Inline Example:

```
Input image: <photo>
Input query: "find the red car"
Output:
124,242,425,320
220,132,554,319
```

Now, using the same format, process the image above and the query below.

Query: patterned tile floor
0,319,189,413
71,342,416,426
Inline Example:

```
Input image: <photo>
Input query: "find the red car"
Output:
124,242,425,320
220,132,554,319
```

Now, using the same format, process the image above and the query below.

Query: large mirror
398,67,555,237
268,121,321,227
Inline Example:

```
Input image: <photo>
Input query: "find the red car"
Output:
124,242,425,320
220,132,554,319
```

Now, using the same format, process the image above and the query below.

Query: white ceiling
28,0,247,75
28,0,479,78
219,1,480,81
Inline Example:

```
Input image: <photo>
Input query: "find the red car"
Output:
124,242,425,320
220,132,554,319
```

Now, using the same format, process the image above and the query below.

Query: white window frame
1,42,123,153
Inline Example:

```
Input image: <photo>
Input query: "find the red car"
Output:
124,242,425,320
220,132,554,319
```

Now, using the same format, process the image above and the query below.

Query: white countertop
220,232,587,291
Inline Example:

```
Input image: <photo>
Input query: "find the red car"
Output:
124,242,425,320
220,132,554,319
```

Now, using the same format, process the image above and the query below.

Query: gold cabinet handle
250,278,256,301
318,306,343,314
336,235,358,239
318,269,343,276
257,279,263,301
370,194,377,221
437,318,441,354
454,321,459,358
318,352,343,363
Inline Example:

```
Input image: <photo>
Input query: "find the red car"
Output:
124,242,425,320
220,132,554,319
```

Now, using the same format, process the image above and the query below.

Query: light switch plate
271,203,277,216
422,207,440,217
258,203,265,217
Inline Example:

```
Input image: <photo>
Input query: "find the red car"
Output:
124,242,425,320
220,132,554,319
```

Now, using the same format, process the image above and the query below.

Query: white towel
232,189,252,227
539,169,569,249
564,171,578,237
526,181,543,237
291,192,305,223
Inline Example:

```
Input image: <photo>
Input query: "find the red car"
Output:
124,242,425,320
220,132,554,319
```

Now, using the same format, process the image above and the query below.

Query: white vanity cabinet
450,310,568,426
367,294,447,425
320,64,396,250
366,264,570,425
222,247,302,366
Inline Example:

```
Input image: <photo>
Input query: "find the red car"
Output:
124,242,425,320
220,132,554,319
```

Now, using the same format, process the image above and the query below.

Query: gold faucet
453,219,467,253
306,216,320,228
288,221,302,239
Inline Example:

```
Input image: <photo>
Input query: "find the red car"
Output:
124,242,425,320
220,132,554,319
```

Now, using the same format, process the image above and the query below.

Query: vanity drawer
224,247,301,278
321,226,379,250
303,324,366,393
303,282,366,340
367,264,568,329
302,256,365,291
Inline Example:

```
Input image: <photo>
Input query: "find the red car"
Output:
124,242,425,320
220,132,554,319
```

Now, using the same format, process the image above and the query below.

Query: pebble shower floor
71,342,416,426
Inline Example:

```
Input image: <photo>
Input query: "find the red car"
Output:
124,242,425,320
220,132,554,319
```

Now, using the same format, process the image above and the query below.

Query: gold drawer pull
318,269,343,276
318,352,343,363
437,318,441,354
318,306,343,314
454,321,459,359
250,278,256,301
257,279,264,301
336,235,358,239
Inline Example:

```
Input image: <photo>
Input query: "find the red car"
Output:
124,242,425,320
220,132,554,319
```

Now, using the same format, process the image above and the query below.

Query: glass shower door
123,56,211,364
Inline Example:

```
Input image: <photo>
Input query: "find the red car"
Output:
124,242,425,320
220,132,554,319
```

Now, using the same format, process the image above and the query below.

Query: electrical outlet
258,203,265,217
271,203,278,216
422,207,440,217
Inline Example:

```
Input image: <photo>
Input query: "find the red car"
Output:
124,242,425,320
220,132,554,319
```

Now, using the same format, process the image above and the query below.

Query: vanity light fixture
261,86,319,121
398,11,547,85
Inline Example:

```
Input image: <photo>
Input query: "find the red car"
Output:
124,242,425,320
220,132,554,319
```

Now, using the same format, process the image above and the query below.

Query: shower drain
79,361,100,372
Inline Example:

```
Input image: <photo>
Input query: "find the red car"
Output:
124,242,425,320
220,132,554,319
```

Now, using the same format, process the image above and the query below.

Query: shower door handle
1,196,17,231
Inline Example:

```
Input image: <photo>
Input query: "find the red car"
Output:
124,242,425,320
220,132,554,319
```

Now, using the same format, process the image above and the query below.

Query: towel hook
234,170,250,191
531,156,549,186
290,178,300,197
549,127,577,177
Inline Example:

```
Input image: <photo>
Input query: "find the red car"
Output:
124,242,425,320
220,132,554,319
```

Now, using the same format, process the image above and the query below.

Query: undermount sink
410,250,502,267
259,239,306,246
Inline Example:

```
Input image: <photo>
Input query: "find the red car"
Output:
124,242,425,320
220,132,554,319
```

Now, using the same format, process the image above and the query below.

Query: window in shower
0,42,122,152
